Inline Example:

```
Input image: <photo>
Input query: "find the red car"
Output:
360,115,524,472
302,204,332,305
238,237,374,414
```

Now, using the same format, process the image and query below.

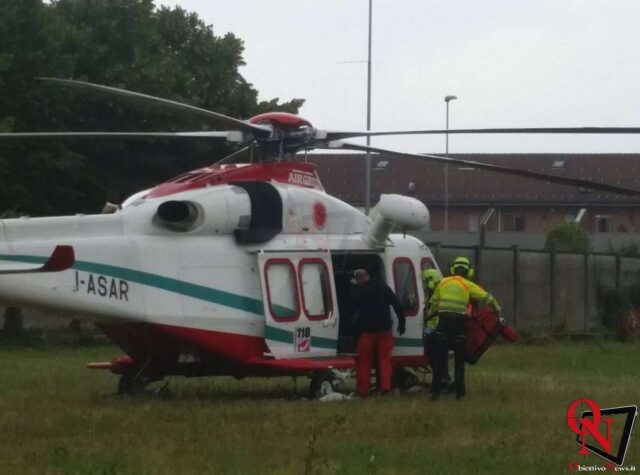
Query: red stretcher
465,307,518,365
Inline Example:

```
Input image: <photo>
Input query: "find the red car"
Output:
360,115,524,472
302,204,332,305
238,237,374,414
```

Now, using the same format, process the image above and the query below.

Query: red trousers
356,330,394,396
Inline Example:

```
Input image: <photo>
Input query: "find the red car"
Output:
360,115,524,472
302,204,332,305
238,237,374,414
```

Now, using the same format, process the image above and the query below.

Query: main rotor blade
323,127,640,141
329,142,640,196
0,131,244,141
39,78,272,138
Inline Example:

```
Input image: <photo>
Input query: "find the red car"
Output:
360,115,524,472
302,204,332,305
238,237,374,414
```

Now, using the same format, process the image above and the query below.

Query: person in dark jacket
352,268,405,396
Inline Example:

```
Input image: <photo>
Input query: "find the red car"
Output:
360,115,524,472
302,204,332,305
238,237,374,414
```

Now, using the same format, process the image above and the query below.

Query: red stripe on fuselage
97,322,425,377
158,323,266,362
98,321,266,366
147,162,324,198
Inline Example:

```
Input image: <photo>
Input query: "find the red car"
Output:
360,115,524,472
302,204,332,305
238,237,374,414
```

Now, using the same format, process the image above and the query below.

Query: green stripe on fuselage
0,253,264,316
394,337,423,347
0,254,46,265
265,325,293,343
265,326,420,349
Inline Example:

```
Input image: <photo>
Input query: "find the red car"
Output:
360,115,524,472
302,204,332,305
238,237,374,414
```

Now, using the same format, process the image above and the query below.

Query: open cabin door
257,251,339,359
383,247,424,355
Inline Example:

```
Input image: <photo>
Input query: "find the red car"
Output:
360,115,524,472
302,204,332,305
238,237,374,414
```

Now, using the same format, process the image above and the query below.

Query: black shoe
457,384,466,400
430,392,440,401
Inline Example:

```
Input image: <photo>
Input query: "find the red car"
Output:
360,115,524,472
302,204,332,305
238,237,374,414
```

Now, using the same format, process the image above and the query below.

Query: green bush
544,222,590,253
596,270,640,341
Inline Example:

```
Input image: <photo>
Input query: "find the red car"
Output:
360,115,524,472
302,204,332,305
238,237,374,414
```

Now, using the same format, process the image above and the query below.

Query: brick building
306,153,640,233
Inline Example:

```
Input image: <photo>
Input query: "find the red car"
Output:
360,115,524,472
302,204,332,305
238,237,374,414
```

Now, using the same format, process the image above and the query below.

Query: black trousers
423,333,435,368
431,313,466,397
423,333,451,385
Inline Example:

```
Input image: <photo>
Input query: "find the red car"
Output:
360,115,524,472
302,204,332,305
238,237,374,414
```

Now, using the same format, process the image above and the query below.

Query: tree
544,222,590,254
0,0,304,216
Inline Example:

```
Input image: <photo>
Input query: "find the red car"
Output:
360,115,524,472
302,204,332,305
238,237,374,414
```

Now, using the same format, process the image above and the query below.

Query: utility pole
364,0,373,214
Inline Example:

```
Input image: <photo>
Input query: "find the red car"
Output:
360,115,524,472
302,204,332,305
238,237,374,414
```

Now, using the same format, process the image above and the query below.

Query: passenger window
393,258,419,317
299,260,332,320
265,261,299,320
421,257,436,270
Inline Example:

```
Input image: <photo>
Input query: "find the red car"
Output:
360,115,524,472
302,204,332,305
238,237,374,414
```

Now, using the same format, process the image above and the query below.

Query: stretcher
465,307,518,364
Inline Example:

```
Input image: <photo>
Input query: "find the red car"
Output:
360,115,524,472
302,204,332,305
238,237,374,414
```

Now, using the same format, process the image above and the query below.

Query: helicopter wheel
392,368,420,391
309,372,339,399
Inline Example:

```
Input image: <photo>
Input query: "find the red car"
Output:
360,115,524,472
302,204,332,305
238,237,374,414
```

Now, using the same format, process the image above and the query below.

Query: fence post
474,245,482,282
549,250,556,328
512,245,519,328
584,252,590,332
615,253,622,291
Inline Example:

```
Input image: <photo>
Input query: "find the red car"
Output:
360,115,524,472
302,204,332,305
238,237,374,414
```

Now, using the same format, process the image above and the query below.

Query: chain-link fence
426,243,640,334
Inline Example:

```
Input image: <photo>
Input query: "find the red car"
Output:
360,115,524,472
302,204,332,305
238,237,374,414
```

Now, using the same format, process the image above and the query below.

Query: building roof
303,153,640,206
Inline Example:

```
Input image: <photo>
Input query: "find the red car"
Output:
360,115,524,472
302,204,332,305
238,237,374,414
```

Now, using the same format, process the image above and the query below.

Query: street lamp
444,95,457,233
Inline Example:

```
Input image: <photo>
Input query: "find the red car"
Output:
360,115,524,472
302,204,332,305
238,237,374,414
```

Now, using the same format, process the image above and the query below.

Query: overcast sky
158,0,640,154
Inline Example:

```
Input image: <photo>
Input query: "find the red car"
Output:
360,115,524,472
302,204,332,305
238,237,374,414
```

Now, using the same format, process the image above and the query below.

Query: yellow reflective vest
427,276,501,318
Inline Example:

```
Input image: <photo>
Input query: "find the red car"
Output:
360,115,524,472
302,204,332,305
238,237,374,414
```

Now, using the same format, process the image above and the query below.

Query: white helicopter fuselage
0,164,437,378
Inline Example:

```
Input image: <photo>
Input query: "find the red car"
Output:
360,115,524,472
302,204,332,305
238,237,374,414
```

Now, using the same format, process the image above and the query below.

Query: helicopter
1,78,639,397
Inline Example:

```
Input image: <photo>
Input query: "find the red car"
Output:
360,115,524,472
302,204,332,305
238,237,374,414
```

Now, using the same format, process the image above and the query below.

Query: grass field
0,343,638,475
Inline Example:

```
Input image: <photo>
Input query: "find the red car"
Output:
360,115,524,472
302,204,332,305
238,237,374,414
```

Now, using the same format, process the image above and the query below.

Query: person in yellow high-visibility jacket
426,256,501,400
